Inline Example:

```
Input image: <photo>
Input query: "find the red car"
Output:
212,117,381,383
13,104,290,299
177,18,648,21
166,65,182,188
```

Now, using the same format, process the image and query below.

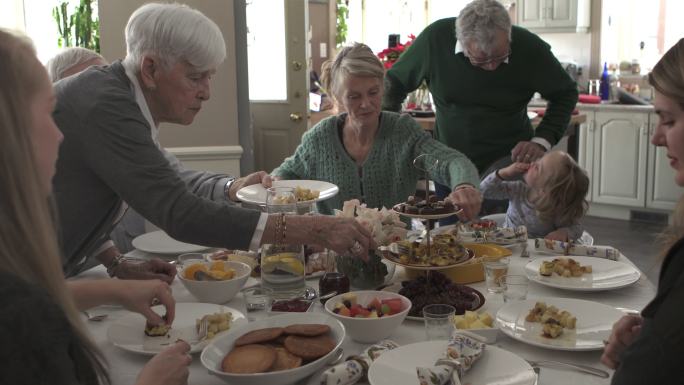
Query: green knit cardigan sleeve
393,114,480,190
270,115,336,179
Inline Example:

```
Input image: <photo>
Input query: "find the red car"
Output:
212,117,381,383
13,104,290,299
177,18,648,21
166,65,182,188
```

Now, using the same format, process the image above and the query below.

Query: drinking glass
482,256,510,294
423,304,456,340
500,275,528,303
261,187,306,299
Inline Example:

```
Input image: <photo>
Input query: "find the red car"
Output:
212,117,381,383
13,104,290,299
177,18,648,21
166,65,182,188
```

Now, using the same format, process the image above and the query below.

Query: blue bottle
600,62,610,101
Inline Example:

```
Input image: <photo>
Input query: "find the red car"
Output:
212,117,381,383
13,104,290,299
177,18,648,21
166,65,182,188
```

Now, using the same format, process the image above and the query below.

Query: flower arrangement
376,34,416,69
334,200,408,289
377,34,432,112
338,199,408,246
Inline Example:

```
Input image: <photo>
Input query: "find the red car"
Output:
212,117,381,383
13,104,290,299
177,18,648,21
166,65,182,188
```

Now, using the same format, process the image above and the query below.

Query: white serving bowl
324,290,411,343
178,260,250,304
201,312,345,385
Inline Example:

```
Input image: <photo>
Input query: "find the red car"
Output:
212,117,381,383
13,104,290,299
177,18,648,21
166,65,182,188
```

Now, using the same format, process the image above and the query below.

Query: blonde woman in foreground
0,30,190,385
601,38,684,384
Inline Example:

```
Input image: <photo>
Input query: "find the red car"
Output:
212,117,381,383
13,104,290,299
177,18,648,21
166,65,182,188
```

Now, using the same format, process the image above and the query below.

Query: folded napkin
458,225,528,244
416,331,486,385
319,340,399,385
534,238,620,260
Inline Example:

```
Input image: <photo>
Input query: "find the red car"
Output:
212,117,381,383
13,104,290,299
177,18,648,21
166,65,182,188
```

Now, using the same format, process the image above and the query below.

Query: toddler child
480,151,590,241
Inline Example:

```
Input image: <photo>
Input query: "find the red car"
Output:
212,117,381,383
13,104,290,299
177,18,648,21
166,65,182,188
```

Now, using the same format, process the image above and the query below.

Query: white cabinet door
647,115,682,210
517,0,545,29
545,0,577,28
591,111,648,207
577,112,594,202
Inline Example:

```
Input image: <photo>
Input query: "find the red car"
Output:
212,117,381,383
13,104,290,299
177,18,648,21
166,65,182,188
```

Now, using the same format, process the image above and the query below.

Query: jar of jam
319,272,350,303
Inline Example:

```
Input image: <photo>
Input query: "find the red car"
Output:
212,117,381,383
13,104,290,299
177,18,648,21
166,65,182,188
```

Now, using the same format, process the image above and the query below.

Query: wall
99,0,242,175
538,32,592,91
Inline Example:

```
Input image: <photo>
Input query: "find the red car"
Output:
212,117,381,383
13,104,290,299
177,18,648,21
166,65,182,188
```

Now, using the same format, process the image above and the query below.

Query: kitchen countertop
529,100,654,113
415,112,587,132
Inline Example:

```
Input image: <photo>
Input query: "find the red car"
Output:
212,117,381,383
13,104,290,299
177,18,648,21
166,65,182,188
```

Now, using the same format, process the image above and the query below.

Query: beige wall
98,0,239,148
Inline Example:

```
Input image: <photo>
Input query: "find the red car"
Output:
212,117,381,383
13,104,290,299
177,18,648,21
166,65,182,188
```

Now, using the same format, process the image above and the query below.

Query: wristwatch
224,177,237,201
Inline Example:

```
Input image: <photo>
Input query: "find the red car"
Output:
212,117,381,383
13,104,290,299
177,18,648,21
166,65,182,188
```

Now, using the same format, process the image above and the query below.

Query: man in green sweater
382,0,578,217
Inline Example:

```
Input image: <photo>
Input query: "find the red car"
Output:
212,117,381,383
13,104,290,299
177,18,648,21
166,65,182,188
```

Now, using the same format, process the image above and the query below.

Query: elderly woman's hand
227,171,270,201
283,215,376,261
511,141,546,163
112,258,176,284
261,174,281,188
601,314,643,369
136,341,191,385
448,185,482,221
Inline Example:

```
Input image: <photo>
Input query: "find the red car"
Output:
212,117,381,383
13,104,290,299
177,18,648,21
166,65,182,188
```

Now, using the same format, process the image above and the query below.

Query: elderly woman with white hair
52,3,373,280
383,0,578,220
268,43,482,219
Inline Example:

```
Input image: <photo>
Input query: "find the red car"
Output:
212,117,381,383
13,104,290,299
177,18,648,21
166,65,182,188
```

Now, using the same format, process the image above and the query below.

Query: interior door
247,0,309,172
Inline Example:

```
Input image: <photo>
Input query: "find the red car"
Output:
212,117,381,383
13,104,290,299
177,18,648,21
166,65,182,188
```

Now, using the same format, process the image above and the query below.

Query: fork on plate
194,317,209,343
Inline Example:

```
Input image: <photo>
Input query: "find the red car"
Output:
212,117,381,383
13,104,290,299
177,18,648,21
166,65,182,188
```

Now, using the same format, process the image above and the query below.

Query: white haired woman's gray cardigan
52,61,261,276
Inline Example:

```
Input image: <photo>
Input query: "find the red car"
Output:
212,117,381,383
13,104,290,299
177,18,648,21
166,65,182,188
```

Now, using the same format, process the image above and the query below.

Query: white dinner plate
235,180,339,206
132,230,210,254
524,256,640,292
107,303,247,355
368,340,536,385
495,297,624,351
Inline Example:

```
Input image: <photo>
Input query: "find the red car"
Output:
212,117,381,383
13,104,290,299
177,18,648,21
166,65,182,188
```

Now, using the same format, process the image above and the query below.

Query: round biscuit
271,347,303,371
284,323,331,337
234,327,284,346
283,335,336,360
221,344,276,374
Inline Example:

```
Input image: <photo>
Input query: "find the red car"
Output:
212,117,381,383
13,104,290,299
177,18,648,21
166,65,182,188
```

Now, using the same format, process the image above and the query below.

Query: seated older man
53,3,373,281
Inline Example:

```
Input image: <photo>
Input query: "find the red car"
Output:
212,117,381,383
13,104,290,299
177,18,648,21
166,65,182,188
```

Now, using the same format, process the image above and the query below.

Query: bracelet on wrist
495,169,505,180
106,254,126,277
454,184,475,192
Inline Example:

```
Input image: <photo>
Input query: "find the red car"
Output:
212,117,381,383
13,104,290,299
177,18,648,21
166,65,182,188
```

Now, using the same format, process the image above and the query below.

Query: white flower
336,200,407,246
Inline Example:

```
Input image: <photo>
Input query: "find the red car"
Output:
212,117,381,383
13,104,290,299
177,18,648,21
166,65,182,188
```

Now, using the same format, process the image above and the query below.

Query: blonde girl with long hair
480,150,589,241
601,38,684,384
0,30,190,385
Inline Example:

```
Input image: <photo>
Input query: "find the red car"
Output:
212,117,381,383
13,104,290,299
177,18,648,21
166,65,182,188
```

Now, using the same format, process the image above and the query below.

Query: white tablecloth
78,241,656,385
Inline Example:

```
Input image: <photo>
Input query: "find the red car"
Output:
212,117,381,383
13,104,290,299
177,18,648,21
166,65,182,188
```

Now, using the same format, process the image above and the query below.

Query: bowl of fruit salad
324,291,411,343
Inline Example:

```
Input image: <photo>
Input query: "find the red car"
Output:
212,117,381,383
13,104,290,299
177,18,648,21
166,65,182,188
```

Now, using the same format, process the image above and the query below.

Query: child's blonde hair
532,152,589,228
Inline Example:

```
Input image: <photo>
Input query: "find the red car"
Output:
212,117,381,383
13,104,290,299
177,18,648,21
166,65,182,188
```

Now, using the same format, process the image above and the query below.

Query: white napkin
319,340,399,385
416,331,486,385
534,238,620,260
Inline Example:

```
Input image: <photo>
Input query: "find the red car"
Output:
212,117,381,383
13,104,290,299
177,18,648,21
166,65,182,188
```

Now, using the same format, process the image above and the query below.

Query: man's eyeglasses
465,50,511,67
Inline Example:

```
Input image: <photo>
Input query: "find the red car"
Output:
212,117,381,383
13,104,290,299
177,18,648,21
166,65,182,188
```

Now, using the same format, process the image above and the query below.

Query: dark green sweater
383,18,578,172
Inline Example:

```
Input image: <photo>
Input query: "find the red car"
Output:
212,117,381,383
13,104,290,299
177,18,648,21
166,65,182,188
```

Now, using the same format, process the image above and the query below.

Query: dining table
75,240,656,385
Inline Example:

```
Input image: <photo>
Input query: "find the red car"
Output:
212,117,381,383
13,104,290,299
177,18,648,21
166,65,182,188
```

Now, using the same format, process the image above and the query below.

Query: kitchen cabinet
578,107,680,213
647,124,681,210
516,0,590,33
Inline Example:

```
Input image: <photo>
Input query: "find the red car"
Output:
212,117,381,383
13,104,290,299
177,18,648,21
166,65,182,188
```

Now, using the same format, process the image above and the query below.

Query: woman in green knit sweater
269,43,482,219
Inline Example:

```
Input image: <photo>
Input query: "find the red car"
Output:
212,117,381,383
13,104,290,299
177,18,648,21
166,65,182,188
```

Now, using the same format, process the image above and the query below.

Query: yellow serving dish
404,243,512,284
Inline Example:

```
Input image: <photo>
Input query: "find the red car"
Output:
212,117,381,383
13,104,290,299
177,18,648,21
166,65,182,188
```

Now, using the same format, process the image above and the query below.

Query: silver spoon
318,291,338,304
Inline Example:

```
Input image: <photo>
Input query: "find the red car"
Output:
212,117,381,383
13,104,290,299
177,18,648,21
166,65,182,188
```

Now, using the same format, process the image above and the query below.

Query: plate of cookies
201,312,345,385
107,303,247,355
